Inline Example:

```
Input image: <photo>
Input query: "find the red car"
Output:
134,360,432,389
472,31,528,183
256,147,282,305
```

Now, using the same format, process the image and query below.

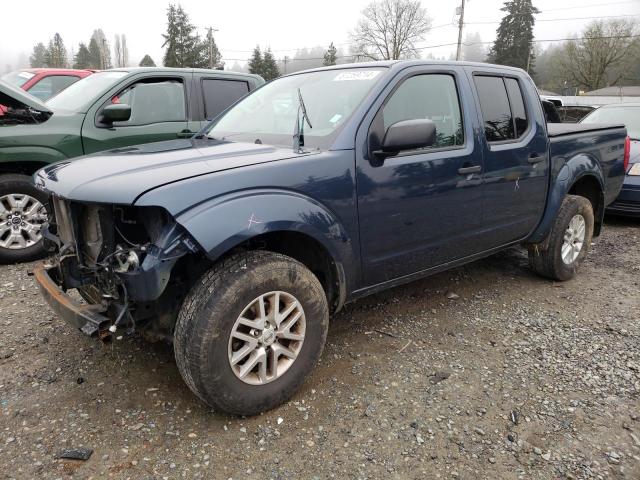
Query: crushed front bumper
34,263,110,336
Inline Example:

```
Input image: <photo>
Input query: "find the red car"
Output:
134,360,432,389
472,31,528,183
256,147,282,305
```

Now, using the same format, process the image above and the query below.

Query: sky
1,0,639,72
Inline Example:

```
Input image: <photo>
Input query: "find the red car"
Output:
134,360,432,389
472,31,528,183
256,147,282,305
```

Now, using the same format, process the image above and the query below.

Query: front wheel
0,174,49,264
528,194,594,281
174,251,329,415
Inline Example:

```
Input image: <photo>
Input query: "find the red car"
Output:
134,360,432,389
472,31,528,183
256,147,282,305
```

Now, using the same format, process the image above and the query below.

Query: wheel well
0,161,49,177
231,231,342,313
568,175,604,236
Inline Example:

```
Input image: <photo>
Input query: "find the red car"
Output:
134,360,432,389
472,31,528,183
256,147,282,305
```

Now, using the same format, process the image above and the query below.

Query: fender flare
174,188,356,298
528,153,604,244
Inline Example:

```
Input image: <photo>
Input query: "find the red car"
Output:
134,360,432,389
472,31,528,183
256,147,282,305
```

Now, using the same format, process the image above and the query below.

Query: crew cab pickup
0,68,263,263
32,61,628,416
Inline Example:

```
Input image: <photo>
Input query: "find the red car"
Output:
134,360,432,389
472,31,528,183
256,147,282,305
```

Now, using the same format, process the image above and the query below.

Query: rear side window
202,79,249,120
504,78,528,137
381,74,464,149
111,79,186,126
474,76,514,142
28,75,80,101
474,75,529,142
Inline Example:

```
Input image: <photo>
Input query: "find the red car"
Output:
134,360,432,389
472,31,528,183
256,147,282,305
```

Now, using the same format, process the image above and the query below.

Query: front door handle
177,130,196,138
528,153,545,164
458,165,481,175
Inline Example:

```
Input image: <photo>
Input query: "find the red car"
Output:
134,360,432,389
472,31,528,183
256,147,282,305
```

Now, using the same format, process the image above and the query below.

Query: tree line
29,30,157,70
23,0,640,93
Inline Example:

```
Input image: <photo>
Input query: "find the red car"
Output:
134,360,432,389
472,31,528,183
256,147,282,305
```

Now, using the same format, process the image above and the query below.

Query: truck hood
0,79,52,113
36,138,310,204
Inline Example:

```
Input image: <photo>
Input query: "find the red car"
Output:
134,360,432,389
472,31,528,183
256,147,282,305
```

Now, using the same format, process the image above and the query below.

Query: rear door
81,73,192,154
356,66,484,285
469,70,549,245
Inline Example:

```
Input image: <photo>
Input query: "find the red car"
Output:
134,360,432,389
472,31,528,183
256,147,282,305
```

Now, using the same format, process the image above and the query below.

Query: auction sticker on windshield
333,71,381,81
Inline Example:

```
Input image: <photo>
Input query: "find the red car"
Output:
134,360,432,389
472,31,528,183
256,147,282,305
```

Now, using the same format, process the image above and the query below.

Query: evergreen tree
45,33,67,68
323,42,338,66
488,0,540,73
162,4,208,67
88,38,102,69
139,54,156,67
248,46,263,75
73,43,92,69
204,27,222,69
29,43,47,68
261,49,280,80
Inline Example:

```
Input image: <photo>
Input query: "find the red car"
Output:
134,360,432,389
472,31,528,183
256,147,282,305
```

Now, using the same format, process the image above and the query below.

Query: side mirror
375,119,436,158
101,104,131,124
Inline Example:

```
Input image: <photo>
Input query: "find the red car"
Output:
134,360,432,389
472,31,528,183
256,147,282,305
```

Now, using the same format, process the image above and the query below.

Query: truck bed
547,122,625,138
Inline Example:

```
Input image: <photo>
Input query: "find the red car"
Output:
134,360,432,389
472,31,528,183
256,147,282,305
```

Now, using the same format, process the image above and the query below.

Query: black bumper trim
34,264,110,336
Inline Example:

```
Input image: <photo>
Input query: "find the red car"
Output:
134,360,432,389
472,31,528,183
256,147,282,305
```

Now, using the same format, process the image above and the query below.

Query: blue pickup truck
32,61,628,415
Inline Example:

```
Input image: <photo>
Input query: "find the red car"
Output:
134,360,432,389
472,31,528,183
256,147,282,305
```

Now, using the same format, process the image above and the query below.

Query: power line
220,34,640,63
466,13,640,25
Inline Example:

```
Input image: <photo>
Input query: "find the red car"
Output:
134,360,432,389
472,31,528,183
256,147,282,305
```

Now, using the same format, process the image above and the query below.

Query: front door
82,75,191,154
357,69,484,286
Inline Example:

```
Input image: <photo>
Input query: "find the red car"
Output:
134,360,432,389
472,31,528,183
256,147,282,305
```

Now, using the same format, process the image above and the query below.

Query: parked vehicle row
0,67,263,262
581,103,640,216
28,61,628,415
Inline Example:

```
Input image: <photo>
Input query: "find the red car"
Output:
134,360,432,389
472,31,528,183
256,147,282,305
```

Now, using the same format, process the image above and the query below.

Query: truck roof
292,59,528,76
107,66,263,81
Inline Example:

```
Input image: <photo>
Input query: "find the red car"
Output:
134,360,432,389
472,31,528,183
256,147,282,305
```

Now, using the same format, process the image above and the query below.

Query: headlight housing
628,163,640,176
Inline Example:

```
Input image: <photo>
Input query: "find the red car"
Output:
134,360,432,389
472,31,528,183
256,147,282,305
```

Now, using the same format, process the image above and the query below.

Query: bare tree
561,19,639,91
121,35,129,67
114,35,122,67
351,0,431,60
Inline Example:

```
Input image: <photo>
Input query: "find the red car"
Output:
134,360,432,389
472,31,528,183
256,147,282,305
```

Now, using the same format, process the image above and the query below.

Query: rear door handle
177,130,196,138
528,154,545,164
458,165,481,175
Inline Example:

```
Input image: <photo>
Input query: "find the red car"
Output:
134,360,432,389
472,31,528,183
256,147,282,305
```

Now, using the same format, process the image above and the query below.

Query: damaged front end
37,196,203,340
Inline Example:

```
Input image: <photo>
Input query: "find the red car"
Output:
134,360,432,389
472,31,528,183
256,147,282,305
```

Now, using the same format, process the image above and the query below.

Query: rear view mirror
101,104,131,124
375,119,436,159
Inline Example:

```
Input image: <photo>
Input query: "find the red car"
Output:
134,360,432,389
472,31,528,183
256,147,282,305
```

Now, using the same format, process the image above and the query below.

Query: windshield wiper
293,88,313,154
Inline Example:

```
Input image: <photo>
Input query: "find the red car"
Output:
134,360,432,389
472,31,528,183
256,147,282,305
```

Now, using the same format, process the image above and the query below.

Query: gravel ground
0,217,639,480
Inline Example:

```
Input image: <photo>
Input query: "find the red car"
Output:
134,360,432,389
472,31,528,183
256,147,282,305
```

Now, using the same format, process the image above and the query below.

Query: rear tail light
624,135,630,172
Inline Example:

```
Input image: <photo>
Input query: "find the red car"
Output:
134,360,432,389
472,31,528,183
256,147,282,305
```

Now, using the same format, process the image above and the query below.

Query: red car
0,68,95,113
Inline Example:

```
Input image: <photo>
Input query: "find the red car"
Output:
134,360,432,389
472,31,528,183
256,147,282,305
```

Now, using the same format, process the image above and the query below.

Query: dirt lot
1,217,639,480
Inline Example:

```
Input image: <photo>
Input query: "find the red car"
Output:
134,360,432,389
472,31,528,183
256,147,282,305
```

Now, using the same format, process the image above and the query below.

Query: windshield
208,67,386,149
582,105,640,140
1,71,35,88
47,71,128,112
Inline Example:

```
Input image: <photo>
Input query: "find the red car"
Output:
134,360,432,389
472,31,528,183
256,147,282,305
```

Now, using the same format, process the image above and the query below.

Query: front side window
208,67,385,150
110,79,186,126
28,75,80,101
381,74,464,149
202,79,249,120
474,75,530,142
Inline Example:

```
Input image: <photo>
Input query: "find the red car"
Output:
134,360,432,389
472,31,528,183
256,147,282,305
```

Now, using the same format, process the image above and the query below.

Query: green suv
0,67,263,263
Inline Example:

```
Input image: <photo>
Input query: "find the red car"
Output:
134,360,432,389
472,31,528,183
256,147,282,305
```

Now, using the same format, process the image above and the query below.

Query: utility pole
455,0,466,61
207,27,219,69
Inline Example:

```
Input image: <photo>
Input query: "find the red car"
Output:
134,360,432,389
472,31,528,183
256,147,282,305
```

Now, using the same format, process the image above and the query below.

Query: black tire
0,174,49,264
528,194,594,281
174,251,329,415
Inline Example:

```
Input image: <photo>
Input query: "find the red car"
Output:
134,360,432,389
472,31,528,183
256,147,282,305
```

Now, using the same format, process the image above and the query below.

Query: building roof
583,86,640,96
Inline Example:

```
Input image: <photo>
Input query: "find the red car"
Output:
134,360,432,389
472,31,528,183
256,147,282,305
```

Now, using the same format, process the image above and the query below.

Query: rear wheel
174,251,329,415
0,174,49,264
528,194,594,281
